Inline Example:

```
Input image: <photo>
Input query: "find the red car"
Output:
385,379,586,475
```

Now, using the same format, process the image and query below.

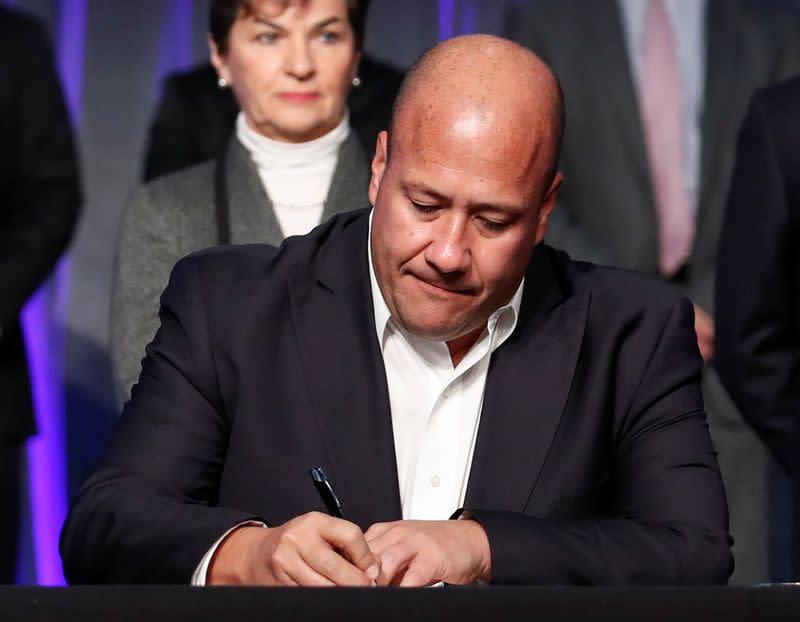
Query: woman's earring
217,77,229,89
351,75,362,88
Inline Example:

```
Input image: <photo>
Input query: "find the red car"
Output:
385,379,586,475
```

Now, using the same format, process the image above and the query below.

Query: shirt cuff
191,520,268,586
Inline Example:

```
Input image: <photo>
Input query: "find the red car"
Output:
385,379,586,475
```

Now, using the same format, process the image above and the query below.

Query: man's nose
424,216,471,276
284,37,315,80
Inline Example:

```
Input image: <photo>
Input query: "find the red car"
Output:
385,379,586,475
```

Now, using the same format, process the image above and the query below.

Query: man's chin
395,318,469,343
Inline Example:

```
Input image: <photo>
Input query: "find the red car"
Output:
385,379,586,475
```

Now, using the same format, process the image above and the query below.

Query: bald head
389,34,564,188
367,35,566,351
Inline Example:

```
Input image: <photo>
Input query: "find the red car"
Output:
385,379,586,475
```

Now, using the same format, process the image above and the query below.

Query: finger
364,522,395,542
268,556,301,587
318,519,380,580
375,540,416,586
365,528,405,557
274,573,300,587
285,548,337,587
397,560,438,588
300,541,374,587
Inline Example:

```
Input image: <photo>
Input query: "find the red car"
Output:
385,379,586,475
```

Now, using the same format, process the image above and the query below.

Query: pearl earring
351,75,362,88
217,77,229,89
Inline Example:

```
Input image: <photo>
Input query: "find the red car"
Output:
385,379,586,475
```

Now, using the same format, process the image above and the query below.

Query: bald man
61,35,732,586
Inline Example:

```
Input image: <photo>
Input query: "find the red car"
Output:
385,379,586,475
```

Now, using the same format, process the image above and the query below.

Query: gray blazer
508,0,800,312
112,132,371,405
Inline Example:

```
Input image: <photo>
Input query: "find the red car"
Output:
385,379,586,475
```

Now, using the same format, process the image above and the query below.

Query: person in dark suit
112,0,388,405
507,0,800,583
142,54,404,182
716,75,800,577
62,34,731,586
0,7,81,583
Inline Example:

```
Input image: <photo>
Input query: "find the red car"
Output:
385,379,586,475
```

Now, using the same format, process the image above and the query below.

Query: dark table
2,586,799,621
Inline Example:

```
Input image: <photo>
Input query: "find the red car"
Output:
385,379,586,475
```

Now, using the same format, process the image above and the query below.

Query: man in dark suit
0,7,81,583
61,34,731,586
142,54,404,182
507,0,800,583
716,75,800,578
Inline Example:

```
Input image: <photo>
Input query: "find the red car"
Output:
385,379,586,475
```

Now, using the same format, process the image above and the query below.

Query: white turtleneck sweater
235,112,350,237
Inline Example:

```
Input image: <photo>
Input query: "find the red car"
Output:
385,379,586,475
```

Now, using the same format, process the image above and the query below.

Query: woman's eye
255,31,279,44
319,31,341,44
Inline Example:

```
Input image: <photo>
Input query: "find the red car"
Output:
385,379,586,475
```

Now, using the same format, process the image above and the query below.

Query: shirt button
430,474,441,488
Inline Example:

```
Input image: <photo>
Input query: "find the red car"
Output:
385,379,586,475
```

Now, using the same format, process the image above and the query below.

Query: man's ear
534,171,564,245
208,35,230,84
368,131,389,206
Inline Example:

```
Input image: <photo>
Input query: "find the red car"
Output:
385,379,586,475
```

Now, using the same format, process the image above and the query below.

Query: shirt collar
367,209,524,356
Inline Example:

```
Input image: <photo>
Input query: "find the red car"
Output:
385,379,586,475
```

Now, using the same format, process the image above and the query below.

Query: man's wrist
451,509,492,583
206,523,270,585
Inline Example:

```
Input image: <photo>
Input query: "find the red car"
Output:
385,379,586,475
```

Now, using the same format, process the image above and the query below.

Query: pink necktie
639,0,695,276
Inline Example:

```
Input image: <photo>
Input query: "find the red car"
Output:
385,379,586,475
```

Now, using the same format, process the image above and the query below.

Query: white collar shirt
367,211,524,520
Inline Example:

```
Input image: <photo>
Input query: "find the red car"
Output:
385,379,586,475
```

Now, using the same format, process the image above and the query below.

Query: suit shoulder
168,244,280,299
566,257,687,315
161,63,217,96
131,161,215,205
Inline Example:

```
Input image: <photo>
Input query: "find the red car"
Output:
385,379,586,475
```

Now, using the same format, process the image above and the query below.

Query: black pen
310,466,345,519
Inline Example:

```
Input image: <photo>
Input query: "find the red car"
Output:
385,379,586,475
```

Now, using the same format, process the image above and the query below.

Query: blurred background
4,0,800,586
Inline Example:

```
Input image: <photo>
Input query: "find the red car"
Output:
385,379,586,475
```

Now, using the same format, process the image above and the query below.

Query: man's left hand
364,519,491,587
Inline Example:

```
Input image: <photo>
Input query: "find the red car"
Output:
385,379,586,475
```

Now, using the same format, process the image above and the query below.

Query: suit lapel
465,247,590,512
225,138,284,246
288,211,402,529
321,131,371,222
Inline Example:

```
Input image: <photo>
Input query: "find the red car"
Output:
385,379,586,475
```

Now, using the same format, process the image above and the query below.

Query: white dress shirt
617,0,707,215
367,213,524,520
192,210,524,584
236,111,350,237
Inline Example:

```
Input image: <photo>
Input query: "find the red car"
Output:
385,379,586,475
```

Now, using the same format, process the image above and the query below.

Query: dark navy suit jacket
61,209,732,584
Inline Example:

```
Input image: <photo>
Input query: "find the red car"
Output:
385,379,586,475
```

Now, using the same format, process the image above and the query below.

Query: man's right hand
207,512,380,586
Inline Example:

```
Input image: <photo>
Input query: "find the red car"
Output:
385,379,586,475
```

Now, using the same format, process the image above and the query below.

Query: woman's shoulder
121,160,218,248
130,160,216,208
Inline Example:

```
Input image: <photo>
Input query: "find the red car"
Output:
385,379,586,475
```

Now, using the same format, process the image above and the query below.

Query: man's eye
412,202,437,214
479,217,508,232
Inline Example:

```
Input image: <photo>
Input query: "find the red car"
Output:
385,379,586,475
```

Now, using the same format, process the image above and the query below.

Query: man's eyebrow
401,181,449,202
471,201,526,215
402,181,524,213
253,15,344,30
